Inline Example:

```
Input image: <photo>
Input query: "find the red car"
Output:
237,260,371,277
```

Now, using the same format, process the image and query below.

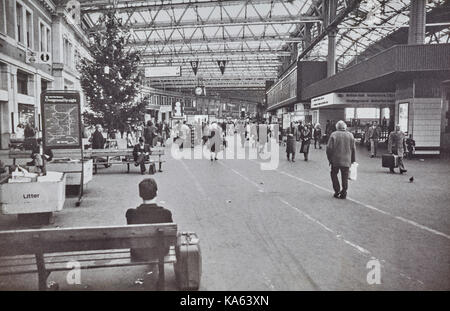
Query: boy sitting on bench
126,178,173,261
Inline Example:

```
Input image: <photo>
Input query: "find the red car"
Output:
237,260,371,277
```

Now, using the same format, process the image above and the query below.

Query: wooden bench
9,149,91,166
0,223,177,291
90,148,165,174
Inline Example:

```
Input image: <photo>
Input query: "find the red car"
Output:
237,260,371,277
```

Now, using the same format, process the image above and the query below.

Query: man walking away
326,120,356,199
387,125,407,174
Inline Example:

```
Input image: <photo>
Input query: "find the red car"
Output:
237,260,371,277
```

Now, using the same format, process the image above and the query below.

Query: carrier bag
349,162,359,181
382,154,399,168
174,232,202,290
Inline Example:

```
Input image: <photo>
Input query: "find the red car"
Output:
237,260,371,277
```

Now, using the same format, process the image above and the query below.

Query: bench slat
0,224,177,256
0,247,176,276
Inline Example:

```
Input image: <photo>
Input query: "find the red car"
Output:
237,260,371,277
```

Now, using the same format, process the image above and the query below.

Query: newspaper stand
41,90,84,207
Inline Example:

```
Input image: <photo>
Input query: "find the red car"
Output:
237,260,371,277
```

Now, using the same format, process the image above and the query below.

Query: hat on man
139,178,158,200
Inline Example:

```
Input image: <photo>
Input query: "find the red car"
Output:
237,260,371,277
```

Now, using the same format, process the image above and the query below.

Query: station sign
311,92,395,108
145,66,182,78
184,107,198,115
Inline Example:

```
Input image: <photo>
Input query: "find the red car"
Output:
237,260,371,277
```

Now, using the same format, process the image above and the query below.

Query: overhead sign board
172,101,184,117
41,91,82,149
145,66,182,78
311,92,395,109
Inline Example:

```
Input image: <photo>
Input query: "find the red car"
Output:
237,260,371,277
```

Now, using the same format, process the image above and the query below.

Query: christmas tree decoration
79,11,145,133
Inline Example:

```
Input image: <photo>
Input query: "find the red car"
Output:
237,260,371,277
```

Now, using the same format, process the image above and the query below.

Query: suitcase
174,232,202,290
382,154,399,168
149,162,156,175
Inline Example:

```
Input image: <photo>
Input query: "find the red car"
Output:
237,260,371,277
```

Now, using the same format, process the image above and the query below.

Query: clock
195,86,203,96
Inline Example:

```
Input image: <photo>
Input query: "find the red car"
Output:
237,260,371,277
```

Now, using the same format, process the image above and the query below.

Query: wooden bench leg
157,256,165,290
127,163,130,173
35,253,50,291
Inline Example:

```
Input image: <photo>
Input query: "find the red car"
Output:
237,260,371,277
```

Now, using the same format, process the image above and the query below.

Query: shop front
311,92,395,140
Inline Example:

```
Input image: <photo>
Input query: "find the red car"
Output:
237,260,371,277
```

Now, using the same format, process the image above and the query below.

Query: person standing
91,124,105,149
144,121,156,147
24,123,37,150
405,134,416,159
387,125,407,174
29,138,53,175
286,124,298,162
314,123,322,149
367,121,381,158
203,122,211,145
209,122,221,161
300,123,313,161
179,121,190,149
326,120,356,199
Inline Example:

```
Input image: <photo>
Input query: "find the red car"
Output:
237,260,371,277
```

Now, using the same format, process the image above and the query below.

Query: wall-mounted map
41,91,81,149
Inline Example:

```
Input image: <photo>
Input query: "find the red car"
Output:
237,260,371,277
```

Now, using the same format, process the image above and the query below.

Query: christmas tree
79,11,144,135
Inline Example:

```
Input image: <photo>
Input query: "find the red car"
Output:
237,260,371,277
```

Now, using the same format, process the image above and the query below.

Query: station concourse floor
0,136,449,291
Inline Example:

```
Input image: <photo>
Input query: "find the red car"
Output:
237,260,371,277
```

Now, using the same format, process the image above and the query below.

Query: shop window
17,70,29,95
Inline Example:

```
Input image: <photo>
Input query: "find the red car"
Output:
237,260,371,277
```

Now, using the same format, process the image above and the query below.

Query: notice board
41,91,82,149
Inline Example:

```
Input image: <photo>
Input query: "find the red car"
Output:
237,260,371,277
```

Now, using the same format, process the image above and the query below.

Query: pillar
327,0,338,77
408,0,426,45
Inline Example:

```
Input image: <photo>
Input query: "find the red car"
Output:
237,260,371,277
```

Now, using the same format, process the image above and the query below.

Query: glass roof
78,0,450,91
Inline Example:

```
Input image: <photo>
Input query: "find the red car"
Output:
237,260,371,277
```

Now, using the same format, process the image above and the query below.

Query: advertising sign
311,92,395,109
41,91,82,149
398,102,409,133
145,66,182,78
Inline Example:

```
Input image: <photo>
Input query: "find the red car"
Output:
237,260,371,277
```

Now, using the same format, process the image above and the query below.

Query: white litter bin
0,172,66,215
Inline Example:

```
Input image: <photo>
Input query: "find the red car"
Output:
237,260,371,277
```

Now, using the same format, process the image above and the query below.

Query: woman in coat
300,124,313,161
286,125,297,162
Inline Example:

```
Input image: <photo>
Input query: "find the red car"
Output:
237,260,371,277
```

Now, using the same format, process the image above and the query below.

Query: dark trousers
314,138,321,149
135,154,149,173
370,139,378,156
287,152,295,160
330,166,349,195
